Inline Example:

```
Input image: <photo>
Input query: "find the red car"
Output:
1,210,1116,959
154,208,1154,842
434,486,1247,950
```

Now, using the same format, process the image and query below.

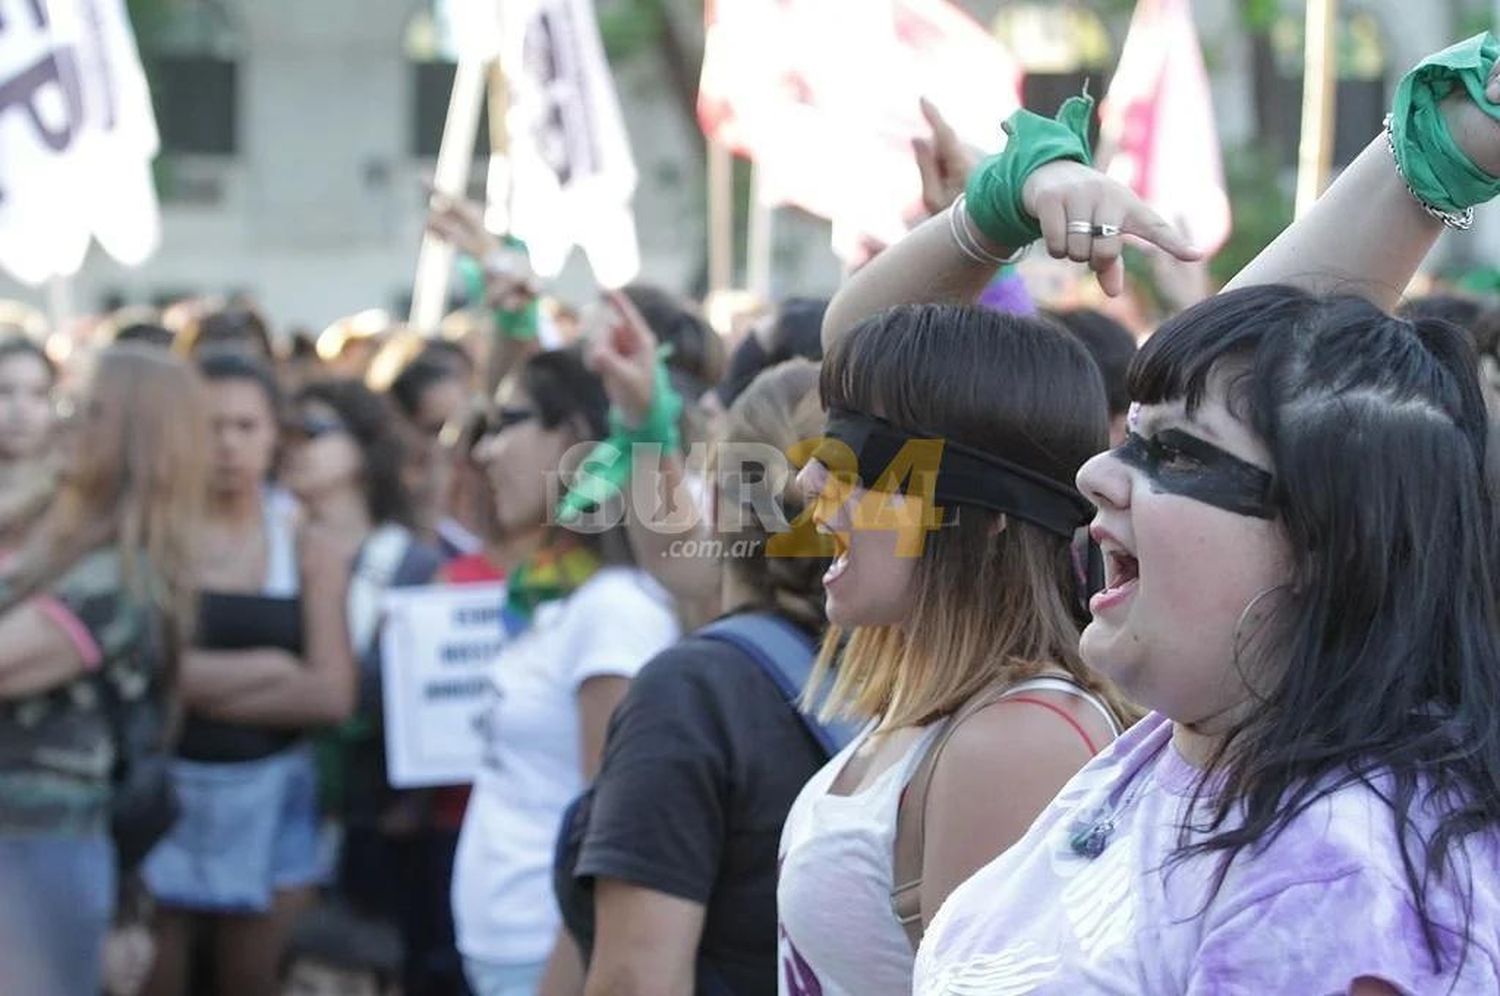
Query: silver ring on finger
1065,220,1095,235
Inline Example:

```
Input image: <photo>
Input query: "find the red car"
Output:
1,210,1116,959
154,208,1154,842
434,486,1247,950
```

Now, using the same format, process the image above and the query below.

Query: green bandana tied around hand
554,345,683,527
456,235,540,341
964,91,1096,248
1390,32,1500,214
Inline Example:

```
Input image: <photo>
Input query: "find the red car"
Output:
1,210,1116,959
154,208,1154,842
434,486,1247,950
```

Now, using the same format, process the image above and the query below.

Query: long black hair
1134,283,1500,974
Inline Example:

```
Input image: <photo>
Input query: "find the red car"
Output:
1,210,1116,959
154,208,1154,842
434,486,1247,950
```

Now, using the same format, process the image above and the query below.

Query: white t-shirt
452,567,679,966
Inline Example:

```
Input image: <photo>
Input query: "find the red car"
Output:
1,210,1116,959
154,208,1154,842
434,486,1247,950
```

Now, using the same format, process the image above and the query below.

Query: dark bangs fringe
1136,285,1500,985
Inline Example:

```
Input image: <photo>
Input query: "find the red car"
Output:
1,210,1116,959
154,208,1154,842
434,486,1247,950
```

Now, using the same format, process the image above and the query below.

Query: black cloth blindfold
815,409,1094,539
1115,428,1276,519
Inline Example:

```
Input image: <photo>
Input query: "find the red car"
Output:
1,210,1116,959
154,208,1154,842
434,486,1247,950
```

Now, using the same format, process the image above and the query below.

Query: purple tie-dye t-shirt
915,712,1500,995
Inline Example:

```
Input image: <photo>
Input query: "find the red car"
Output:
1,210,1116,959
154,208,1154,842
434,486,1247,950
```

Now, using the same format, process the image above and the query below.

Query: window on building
137,0,240,156
406,2,491,159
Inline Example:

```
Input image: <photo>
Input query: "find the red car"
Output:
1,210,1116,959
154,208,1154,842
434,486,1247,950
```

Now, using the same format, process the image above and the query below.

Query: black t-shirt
554,621,828,996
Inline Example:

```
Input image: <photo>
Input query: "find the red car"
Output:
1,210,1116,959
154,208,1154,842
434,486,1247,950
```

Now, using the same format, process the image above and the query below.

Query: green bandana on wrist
456,237,540,341
965,91,1096,248
1389,32,1500,213
555,347,683,525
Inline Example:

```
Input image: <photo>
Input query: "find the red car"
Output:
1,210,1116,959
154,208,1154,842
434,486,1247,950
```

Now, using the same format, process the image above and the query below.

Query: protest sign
380,583,508,788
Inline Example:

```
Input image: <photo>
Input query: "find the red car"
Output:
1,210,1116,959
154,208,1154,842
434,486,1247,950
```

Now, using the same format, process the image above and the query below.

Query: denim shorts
143,744,323,913
0,832,115,996
463,957,546,996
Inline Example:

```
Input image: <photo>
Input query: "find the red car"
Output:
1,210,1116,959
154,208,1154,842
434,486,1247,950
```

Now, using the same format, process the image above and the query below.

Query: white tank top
778,719,942,996
260,485,300,597
776,676,1121,996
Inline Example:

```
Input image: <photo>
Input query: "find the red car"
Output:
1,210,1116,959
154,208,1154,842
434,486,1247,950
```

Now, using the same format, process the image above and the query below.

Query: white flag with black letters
0,0,161,285
485,0,640,287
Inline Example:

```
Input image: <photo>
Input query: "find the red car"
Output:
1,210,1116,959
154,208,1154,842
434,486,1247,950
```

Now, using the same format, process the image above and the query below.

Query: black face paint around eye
817,408,1093,539
1116,427,1276,518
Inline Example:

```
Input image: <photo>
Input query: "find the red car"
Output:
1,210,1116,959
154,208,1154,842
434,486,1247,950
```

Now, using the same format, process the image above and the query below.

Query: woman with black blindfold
819,37,1500,996
776,180,1139,996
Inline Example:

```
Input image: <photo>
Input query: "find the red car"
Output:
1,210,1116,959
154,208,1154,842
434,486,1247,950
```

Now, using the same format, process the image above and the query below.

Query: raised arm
1228,79,1500,307
828,49,1500,349
822,103,1198,351
587,292,723,625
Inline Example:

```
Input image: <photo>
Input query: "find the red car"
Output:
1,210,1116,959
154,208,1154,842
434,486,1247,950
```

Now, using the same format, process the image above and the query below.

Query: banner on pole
379,583,510,788
1098,0,1231,254
485,0,641,287
699,0,1022,262
0,0,161,285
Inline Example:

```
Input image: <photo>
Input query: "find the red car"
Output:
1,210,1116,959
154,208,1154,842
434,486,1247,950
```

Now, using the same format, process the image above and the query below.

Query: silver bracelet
1383,114,1475,231
949,194,1030,266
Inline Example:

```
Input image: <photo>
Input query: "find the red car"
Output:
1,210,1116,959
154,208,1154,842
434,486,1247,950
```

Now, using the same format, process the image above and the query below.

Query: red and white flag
699,0,1021,262
1098,0,1230,255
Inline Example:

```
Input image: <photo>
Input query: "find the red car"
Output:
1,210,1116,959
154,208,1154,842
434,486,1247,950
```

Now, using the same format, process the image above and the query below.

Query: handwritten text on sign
380,583,509,788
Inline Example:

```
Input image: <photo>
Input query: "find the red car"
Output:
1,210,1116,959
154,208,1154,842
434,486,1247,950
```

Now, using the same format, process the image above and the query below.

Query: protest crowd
12,3,1500,996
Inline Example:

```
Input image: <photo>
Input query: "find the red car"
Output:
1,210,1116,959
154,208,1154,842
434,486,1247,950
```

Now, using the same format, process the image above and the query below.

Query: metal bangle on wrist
1383,114,1475,231
949,194,1030,267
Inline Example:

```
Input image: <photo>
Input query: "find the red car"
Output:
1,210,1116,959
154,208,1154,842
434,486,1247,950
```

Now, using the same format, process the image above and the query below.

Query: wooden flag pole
708,139,734,294
747,161,773,298
410,53,490,334
1294,0,1339,219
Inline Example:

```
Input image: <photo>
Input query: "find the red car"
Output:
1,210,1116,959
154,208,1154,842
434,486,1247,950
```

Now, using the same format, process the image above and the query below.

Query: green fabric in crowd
455,241,539,341
964,91,1096,248
554,347,683,526
1389,32,1500,213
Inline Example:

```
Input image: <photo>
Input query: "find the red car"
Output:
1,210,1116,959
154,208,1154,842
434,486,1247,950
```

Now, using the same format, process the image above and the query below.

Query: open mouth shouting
822,526,851,588
1090,525,1139,616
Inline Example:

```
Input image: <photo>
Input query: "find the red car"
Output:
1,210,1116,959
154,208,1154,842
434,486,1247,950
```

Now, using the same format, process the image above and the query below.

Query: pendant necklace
1067,771,1151,859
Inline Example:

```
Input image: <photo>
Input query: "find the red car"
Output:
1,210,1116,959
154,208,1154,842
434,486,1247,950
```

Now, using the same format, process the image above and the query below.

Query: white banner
486,0,640,287
0,0,161,285
379,583,510,788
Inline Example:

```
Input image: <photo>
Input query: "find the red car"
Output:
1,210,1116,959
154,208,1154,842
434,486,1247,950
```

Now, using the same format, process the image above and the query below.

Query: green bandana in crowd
1389,32,1500,214
965,90,1096,248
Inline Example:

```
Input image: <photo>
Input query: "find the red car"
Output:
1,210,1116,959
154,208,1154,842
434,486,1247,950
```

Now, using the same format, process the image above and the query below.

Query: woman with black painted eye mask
820,39,1500,996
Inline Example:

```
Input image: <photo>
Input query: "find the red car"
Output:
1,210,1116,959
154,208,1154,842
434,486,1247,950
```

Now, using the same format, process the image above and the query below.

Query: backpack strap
697,613,859,759
891,672,1116,950
889,682,1016,949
